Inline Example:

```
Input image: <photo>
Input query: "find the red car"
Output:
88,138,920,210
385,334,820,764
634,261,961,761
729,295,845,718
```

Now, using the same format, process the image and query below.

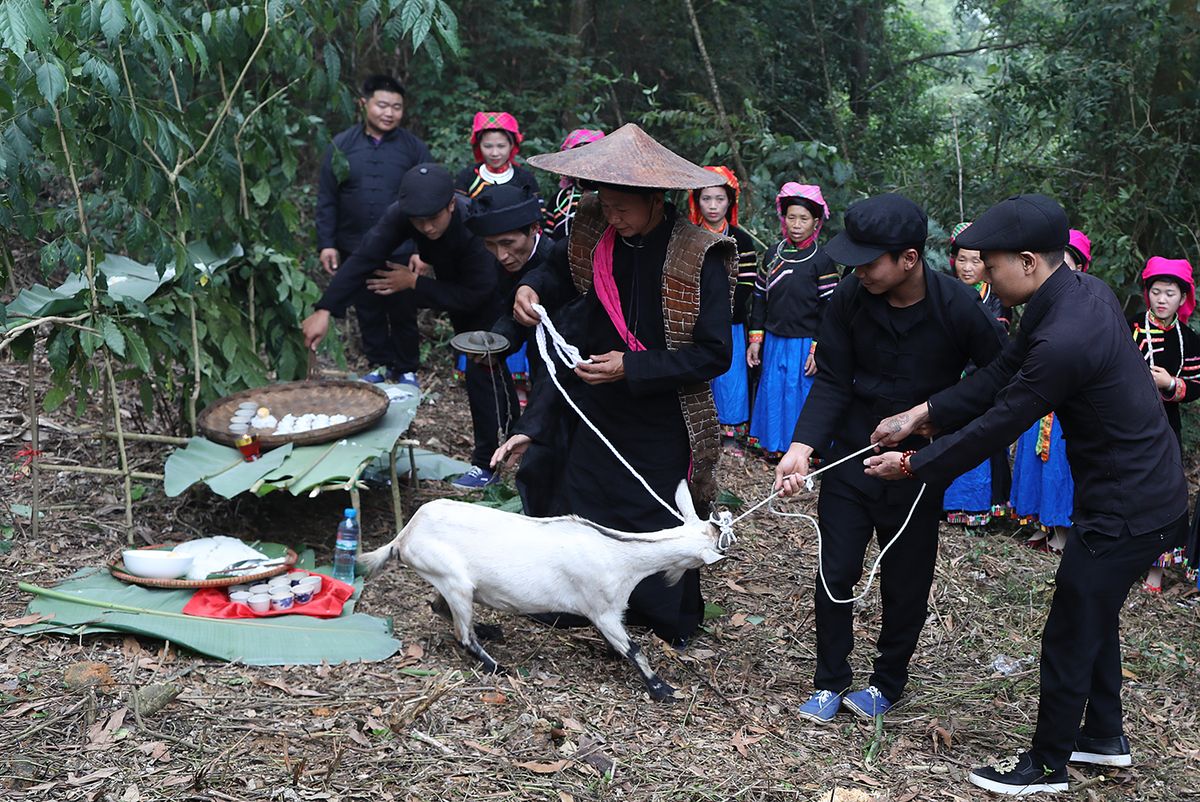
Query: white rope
532,303,686,523
731,442,928,604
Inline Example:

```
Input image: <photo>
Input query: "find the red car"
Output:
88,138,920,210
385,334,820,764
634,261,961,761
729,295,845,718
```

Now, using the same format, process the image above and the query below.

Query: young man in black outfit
303,163,516,490
868,194,1188,795
315,75,432,385
774,194,1005,724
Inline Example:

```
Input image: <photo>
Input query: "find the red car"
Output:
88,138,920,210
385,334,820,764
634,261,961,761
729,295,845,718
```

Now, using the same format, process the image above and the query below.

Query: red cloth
182,571,354,619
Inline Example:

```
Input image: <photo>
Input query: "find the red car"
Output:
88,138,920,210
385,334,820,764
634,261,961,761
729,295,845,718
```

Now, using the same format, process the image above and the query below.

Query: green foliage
1,0,458,426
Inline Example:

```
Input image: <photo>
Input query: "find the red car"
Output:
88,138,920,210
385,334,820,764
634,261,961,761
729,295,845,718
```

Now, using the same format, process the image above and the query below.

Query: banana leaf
14,547,400,665
163,438,294,498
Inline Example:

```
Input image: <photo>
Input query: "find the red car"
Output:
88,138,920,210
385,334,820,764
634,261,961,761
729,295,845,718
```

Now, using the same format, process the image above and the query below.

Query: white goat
358,480,731,700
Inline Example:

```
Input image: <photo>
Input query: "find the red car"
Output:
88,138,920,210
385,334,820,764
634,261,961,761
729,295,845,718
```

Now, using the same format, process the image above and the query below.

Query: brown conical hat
526,123,724,190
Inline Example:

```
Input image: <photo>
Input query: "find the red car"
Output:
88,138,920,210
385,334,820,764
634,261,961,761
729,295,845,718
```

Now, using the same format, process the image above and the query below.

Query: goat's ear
674,480,699,523
700,546,726,565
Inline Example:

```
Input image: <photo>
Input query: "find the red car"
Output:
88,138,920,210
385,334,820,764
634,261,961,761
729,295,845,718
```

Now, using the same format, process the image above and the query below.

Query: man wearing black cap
774,194,1004,725
463,183,560,505
867,194,1187,795
302,163,513,488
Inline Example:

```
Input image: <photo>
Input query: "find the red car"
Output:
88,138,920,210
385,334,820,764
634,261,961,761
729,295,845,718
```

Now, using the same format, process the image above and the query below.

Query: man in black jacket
867,194,1187,795
303,163,513,489
774,194,1005,725
315,75,432,385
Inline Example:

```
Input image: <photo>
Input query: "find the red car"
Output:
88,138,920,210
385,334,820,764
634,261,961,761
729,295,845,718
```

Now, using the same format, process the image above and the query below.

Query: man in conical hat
492,124,737,650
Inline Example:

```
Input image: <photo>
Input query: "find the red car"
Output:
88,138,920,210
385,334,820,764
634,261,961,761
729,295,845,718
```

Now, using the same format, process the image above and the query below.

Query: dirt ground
2,332,1199,802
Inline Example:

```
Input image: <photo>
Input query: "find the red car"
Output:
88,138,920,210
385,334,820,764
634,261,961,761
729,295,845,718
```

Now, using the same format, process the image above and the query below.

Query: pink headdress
558,128,605,188
1066,229,1092,272
775,182,829,246
470,111,523,165
1143,256,1196,324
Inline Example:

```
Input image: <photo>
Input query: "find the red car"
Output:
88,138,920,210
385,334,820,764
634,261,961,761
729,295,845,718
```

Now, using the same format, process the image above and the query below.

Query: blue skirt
455,342,530,381
748,333,815,454
712,323,749,425
1010,416,1074,528
943,459,992,515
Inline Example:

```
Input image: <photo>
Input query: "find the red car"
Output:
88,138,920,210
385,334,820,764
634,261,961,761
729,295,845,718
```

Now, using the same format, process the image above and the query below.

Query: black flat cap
955,194,1068,253
397,163,455,217
465,184,543,236
824,194,928,267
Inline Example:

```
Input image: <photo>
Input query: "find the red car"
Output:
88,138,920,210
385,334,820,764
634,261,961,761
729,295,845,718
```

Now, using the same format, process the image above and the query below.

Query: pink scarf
592,226,646,351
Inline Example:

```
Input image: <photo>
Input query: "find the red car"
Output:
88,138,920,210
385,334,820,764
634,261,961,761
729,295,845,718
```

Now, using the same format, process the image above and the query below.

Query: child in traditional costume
746,184,838,457
1132,256,1200,591
688,166,758,447
942,222,1013,525
455,112,542,200
544,128,604,240
1008,230,1092,551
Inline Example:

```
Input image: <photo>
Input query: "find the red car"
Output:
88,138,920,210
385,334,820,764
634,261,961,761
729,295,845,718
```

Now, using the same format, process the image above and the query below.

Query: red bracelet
899,450,917,479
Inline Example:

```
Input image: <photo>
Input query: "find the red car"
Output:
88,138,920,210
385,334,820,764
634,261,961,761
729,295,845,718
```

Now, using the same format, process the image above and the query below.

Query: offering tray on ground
109,544,298,589
197,380,389,449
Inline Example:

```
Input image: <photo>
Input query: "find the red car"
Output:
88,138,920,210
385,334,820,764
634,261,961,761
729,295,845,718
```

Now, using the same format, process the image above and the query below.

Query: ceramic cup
249,583,271,595
229,422,250,435
287,570,309,585
267,578,291,592
293,586,314,605
229,590,252,606
229,584,249,595
270,591,294,611
299,575,322,595
237,401,258,412
247,593,271,613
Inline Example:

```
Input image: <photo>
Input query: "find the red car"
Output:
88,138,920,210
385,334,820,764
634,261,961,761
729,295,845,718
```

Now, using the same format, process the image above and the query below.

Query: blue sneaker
360,366,390,384
396,371,419,389
797,690,842,723
842,685,894,719
451,466,497,490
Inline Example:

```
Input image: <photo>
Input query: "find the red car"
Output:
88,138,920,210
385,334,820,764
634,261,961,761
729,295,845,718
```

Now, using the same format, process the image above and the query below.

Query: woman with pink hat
746,183,840,457
544,128,605,240
1131,256,1200,592
455,111,542,201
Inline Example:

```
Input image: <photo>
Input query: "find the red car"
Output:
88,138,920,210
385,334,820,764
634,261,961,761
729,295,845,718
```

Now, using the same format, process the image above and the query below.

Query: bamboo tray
197,380,389,450
109,545,298,589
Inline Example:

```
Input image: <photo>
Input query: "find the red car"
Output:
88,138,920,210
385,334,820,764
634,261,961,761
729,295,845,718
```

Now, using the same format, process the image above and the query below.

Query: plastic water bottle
332,508,359,583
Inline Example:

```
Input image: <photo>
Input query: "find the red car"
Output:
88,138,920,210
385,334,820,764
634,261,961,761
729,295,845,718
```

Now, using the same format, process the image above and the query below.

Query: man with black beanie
868,194,1188,795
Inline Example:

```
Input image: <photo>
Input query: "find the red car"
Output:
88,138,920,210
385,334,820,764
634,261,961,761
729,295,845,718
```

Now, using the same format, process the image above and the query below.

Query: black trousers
355,285,419,372
1030,516,1184,769
813,474,944,702
463,359,519,469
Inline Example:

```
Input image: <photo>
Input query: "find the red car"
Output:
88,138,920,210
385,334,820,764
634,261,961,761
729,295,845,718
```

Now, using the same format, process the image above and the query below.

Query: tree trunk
563,0,597,129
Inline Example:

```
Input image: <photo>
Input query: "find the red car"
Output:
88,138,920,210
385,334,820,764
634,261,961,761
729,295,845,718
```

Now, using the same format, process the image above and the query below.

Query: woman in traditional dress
544,128,604,240
1008,229,1092,551
746,183,839,458
455,111,542,200
688,166,758,447
942,222,1013,526
1131,257,1200,591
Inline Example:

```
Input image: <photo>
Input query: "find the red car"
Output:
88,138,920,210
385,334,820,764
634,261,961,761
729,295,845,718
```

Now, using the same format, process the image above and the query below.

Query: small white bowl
270,591,294,611
229,591,252,606
298,575,322,595
249,583,271,595
247,593,271,613
122,549,193,579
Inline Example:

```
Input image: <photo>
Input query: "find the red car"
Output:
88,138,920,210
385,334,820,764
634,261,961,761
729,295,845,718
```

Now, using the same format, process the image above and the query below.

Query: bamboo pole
100,431,190,445
38,464,163,481
390,442,402,534
103,354,136,543
681,0,749,186
28,354,40,539
188,297,201,436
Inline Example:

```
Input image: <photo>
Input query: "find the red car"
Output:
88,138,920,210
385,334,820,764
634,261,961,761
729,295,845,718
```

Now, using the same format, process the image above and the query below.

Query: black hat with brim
954,194,1069,253
465,184,543,236
824,193,928,267
396,163,455,218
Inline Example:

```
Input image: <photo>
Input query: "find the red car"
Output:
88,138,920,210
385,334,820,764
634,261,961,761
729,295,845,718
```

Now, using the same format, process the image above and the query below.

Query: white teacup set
229,570,323,613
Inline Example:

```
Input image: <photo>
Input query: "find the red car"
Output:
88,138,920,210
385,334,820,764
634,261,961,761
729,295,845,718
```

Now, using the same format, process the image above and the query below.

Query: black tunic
315,199,497,333
748,241,839,338
1129,314,1200,450
514,206,732,642
727,224,758,325
455,164,543,202
915,266,1188,538
792,262,1005,498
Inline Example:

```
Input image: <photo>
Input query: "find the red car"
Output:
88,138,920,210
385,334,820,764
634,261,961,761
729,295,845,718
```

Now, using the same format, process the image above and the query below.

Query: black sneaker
968,752,1068,795
1070,733,1132,767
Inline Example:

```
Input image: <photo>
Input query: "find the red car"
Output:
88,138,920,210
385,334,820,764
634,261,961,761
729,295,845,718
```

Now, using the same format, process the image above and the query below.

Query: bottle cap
235,434,254,447
344,508,357,519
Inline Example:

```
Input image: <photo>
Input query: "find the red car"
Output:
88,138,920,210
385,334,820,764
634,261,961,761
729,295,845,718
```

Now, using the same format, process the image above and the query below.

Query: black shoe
1070,733,1132,767
968,752,1068,795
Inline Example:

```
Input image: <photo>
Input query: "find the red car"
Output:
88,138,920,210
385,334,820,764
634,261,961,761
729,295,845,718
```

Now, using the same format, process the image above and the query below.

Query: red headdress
470,112,523,165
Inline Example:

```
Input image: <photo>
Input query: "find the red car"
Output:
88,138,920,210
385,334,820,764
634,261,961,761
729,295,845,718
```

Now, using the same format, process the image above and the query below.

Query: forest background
1,0,1199,434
